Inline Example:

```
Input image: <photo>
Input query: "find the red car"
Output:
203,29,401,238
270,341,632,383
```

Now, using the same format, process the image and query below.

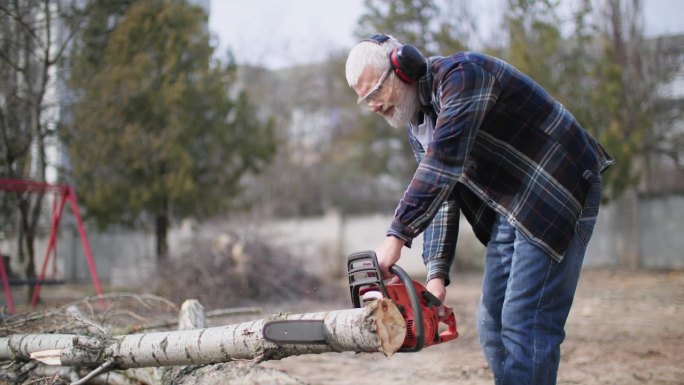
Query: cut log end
364,298,406,357
178,299,208,330
30,349,62,366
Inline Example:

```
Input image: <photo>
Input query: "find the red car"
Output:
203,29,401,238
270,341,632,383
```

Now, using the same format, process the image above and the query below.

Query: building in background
642,34,684,195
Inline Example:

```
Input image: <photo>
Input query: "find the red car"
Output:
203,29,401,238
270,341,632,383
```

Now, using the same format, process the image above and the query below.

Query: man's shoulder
431,52,510,83
433,51,500,66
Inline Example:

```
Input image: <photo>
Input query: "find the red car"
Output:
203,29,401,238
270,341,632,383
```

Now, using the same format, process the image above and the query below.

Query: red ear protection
363,34,427,83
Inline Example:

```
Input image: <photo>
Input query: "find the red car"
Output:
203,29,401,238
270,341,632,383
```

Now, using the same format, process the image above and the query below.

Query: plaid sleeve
422,198,459,286
388,123,459,285
385,126,426,248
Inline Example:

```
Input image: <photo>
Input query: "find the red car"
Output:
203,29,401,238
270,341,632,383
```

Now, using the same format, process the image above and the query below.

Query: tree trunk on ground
0,298,405,370
160,299,307,385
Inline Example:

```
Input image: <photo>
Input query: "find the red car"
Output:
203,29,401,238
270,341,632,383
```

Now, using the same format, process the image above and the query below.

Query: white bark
161,299,305,385
0,299,405,369
177,299,208,330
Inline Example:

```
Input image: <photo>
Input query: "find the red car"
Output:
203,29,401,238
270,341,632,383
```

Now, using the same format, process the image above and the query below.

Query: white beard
384,83,420,129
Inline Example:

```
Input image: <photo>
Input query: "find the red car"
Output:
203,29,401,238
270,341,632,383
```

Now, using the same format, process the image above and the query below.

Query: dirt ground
9,268,683,384
258,268,684,385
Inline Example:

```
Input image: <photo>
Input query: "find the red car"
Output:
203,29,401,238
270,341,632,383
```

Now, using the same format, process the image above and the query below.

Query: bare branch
0,3,42,49
71,360,113,385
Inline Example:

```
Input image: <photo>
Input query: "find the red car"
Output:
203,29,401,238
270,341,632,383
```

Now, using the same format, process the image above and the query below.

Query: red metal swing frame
0,179,103,313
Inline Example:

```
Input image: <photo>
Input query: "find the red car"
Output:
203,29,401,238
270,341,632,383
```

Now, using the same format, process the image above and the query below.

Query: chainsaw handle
347,251,390,308
438,309,459,343
390,264,425,352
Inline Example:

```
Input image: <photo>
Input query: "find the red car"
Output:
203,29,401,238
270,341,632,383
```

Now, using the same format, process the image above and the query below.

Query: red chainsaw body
348,250,458,352
361,279,458,350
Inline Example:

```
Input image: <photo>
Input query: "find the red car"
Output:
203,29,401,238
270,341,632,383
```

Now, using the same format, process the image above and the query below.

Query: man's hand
426,277,446,303
426,277,450,320
374,236,405,279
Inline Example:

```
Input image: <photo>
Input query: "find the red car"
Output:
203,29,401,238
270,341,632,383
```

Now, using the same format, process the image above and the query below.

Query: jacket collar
418,56,441,121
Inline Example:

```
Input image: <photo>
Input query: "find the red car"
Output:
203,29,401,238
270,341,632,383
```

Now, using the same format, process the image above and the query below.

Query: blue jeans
477,179,602,385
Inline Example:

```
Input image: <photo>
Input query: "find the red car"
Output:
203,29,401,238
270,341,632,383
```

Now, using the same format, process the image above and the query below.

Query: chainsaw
346,250,458,352
263,250,458,352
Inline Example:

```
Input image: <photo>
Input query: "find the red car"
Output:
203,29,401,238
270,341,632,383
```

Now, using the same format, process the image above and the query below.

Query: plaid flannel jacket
386,52,614,285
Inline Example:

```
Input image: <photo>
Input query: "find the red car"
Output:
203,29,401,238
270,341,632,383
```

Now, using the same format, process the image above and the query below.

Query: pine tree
65,0,275,259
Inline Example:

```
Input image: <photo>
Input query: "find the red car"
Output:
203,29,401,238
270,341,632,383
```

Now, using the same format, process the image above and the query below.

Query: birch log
0,298,405,369
161,299,306,385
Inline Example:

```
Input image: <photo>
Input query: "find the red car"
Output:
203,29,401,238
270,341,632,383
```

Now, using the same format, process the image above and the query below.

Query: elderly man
345,34,613,385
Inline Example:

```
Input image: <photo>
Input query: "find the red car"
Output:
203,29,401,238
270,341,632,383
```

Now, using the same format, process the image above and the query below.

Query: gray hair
345,35,401,87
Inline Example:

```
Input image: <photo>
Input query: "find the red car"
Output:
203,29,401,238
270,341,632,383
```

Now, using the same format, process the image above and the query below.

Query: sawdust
259,268,684,385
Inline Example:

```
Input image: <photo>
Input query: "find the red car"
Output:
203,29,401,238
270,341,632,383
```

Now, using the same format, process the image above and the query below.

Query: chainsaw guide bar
262,320,327,344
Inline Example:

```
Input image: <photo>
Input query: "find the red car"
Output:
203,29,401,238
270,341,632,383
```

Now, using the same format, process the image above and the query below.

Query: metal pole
30,194,67,307
0,247,15,314
66,187,105,305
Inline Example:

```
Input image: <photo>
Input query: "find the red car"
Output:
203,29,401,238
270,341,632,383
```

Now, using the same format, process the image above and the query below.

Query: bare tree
600,0,684,195
0,0,84,298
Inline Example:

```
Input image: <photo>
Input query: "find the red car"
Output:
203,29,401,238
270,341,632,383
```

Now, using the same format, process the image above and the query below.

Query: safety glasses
357,66,392,106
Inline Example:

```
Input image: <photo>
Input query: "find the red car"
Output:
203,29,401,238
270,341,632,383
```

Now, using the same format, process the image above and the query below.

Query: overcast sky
209,0,684,70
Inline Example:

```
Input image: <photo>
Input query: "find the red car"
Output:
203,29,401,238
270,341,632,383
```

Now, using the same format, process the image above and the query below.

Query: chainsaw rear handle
438,308,459,343
421,290,458,343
